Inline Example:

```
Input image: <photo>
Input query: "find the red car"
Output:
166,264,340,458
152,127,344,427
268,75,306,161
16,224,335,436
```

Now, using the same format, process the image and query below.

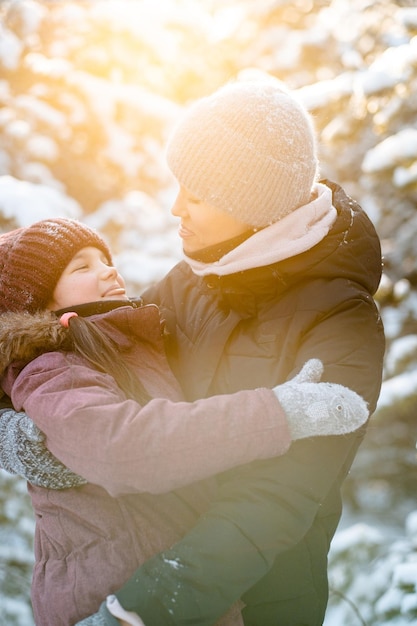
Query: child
0,218,368,625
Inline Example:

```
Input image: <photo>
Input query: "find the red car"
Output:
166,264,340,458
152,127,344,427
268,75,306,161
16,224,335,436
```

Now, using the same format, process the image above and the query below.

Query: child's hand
0,408,86,488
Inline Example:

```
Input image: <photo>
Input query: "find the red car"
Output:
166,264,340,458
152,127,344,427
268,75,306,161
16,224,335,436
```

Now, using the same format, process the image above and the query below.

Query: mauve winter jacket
1,303,291,625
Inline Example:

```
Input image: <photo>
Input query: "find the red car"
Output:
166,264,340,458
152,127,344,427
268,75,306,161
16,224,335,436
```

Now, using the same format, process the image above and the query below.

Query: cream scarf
184,182,337,277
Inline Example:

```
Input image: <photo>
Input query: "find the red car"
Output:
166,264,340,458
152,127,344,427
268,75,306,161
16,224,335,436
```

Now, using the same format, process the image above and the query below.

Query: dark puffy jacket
106,181,385,625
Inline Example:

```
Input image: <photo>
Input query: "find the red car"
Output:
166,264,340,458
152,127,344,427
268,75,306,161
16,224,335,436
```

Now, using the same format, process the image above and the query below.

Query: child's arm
1,360,368,493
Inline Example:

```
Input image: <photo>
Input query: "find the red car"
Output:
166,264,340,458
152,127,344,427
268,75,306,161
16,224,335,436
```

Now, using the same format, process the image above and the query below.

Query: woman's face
171,186,252,254
46,246,128,311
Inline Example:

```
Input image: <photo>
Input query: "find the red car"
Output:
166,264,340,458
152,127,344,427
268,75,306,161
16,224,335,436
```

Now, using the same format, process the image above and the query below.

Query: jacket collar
54,297,143,318
199,180,382,316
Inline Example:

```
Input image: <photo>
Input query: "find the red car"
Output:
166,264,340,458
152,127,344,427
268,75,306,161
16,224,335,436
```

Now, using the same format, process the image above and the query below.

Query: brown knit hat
0,218,112,314
167,79,319,228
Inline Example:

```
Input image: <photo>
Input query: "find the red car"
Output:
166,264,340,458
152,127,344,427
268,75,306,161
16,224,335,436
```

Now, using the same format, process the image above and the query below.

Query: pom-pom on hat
0,218,112,314
167,79,319,228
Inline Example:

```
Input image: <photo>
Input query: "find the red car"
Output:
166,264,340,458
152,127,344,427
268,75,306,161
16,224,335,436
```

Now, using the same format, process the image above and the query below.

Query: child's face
46,247,128,311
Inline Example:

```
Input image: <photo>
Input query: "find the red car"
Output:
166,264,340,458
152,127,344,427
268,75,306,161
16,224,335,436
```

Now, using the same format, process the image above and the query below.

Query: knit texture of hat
167,80,319,227
0,218,112,314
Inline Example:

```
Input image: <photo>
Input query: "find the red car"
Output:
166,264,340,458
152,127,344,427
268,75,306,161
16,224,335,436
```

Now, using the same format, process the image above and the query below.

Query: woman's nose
171,189,188,217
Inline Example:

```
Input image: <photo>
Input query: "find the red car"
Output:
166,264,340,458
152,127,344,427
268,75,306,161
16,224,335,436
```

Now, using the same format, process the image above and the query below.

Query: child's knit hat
0,218,112,314
167,79,319,228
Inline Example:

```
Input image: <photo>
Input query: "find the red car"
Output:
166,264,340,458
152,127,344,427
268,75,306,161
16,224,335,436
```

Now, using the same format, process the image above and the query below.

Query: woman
78,78,384,626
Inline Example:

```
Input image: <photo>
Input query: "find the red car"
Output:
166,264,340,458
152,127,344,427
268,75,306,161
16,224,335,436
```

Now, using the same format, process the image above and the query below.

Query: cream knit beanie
167,79,319,228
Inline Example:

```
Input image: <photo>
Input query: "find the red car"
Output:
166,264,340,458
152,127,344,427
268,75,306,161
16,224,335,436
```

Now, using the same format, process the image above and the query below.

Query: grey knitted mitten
0,408,87,489
273,359,369,439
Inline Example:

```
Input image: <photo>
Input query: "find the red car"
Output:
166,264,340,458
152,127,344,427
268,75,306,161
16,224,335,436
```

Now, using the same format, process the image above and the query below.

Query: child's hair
65,316,151,406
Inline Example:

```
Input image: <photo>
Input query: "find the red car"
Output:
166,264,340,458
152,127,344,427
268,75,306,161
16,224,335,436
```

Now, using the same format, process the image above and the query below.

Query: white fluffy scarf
184,182,337,277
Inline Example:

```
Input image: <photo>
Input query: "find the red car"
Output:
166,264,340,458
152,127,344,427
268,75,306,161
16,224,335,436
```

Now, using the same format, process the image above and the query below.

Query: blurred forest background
0,0,417,624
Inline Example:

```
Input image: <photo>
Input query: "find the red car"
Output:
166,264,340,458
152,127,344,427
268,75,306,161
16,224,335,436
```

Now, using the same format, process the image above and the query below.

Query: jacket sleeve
11,353,291,495
109,298,385,625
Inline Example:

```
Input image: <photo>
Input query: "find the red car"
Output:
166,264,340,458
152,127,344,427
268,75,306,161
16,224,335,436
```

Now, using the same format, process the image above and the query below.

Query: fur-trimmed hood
0,299,147,381
0,310,68,378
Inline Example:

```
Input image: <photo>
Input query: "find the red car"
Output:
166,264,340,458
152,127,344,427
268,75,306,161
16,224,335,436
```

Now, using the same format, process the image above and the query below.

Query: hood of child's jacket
0,303,163,382
207,180,382,302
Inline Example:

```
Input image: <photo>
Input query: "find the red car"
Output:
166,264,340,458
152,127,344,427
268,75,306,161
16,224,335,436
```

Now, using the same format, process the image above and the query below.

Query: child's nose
101,263,117,278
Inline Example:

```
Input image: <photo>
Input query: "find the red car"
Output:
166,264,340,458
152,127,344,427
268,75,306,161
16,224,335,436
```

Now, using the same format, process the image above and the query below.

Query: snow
1,0,417,624
384,335,417,378
406,512,417,547
361,41,417,92
0,23,23,71
14,92,68,128
377,370,417,412
0,176,81,226
397,8,417,29
296,72,354,110
163,558,183,570
24,52,73,79
362,129,417,174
